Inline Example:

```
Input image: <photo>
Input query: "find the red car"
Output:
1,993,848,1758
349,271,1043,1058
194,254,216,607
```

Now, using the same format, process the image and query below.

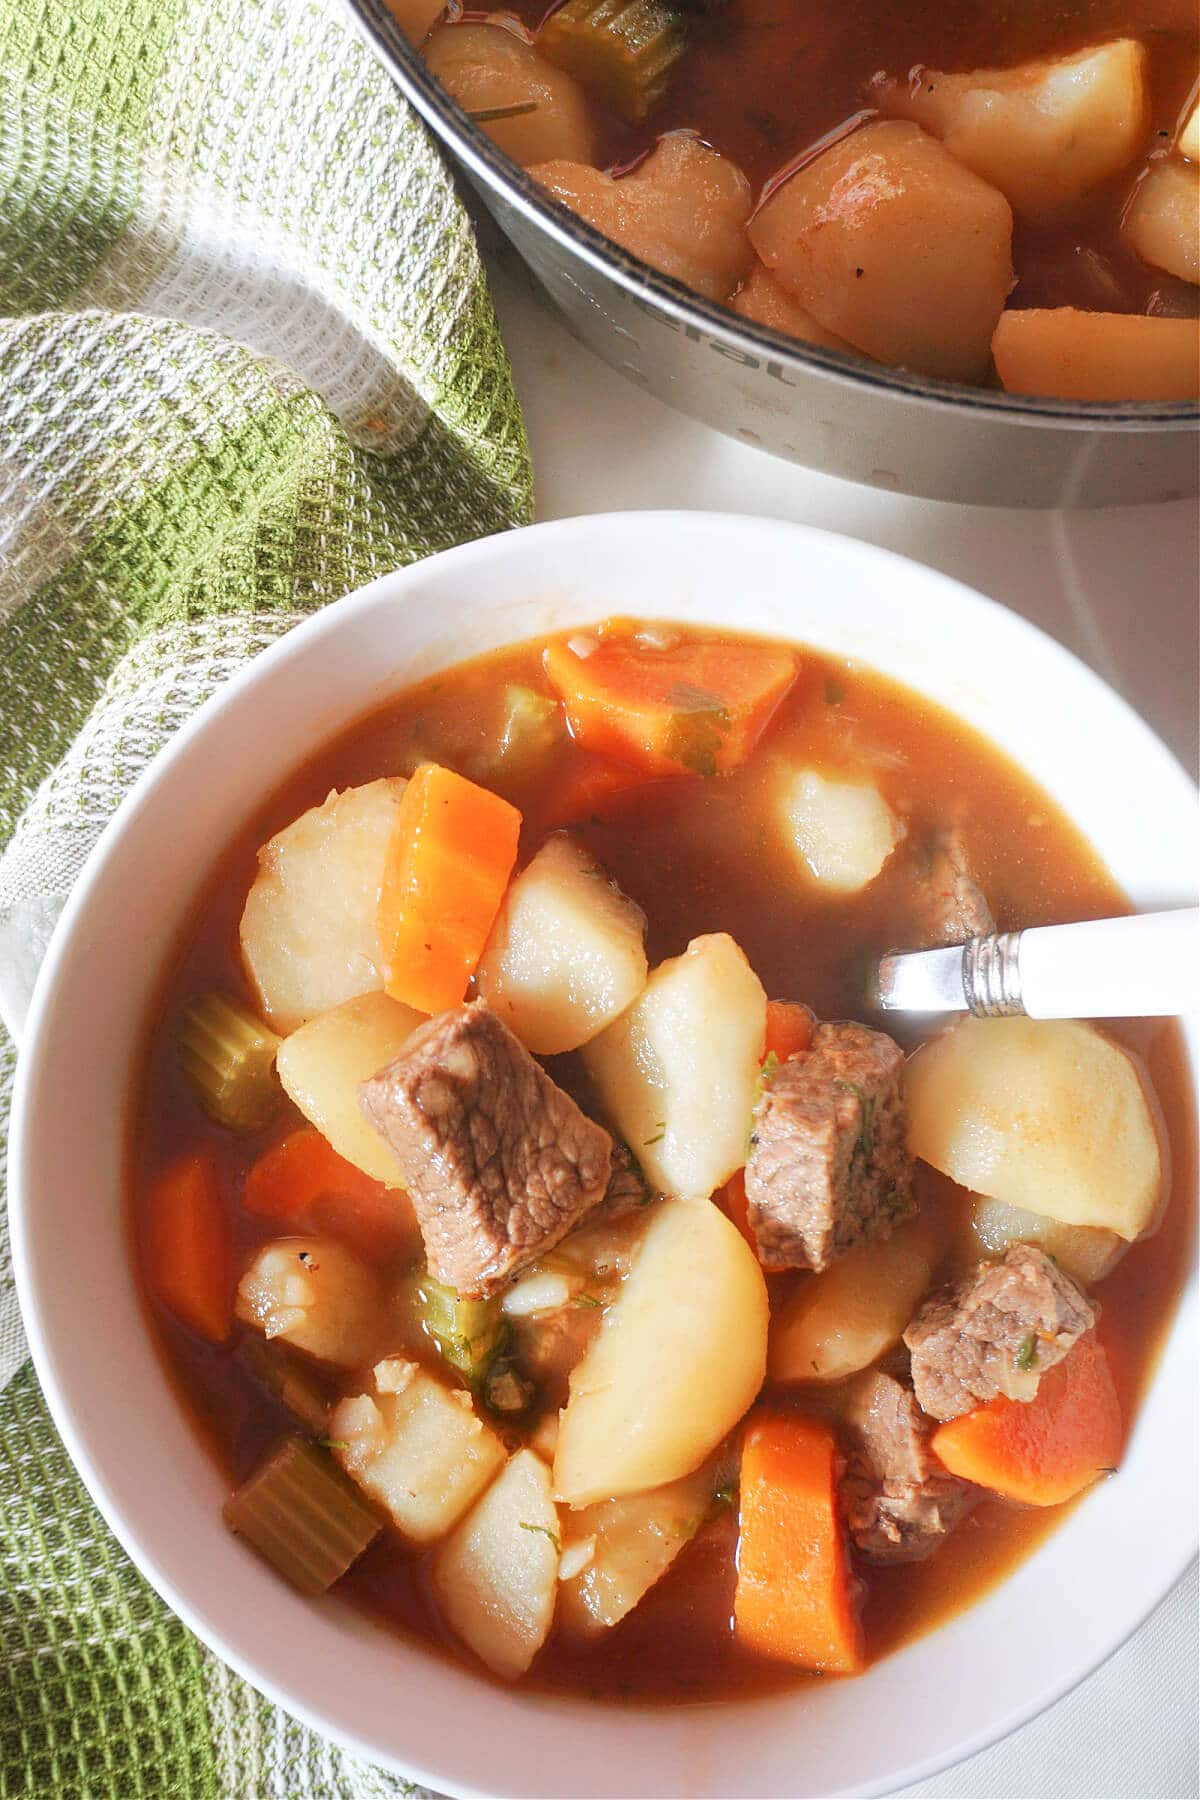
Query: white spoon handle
874,908,1200,1018
1016,909,1199,1019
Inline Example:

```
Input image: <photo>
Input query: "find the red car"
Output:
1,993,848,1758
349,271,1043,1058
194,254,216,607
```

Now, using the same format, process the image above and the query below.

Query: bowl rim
344,0,1200,433
9,511,1199,1798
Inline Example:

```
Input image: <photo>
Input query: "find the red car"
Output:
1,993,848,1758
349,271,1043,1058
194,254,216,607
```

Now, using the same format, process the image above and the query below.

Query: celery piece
419,1274,509,1387
539,0,685,125
493,685,563,777
245,1338,332,1435
223,1435,380,1593
179,991,281,1133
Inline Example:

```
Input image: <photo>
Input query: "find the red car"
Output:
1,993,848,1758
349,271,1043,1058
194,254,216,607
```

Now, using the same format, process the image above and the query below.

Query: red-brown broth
430,0,1199,321
131,625,1196,1701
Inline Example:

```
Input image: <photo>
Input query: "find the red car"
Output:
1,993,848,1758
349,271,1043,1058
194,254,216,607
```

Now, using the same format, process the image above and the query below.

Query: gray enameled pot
348,0,1200,508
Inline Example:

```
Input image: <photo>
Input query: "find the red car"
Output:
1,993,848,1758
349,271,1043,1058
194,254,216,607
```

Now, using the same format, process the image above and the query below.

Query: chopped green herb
824,675,845,705
834,1077,875,1160
643,1122,666,1146
754,1051,781,1103
662,704,728,778
519,1522,562,1554
572,1292,603,1310
319,1437,350,1451
1016,1333,1039,1372
468,100,540,124
746,1056,782,1154
1098,1466,1119,1476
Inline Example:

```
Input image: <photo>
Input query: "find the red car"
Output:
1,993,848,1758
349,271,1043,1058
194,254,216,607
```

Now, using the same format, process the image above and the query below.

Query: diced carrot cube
147,1151,230,1342
378,762,521,1015
533,753,648,830
242,1128,410,1262
543,637,797,779
932,1329,1122,1506
734,1409,865,1673
764,1000,816,1062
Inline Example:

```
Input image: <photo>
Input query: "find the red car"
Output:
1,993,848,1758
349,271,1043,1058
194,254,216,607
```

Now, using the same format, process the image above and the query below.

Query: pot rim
346,0,1200,434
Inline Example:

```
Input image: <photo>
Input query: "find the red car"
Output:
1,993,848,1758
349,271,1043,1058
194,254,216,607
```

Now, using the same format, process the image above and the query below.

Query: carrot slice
378,762,521,1015
764,1000,815,1063
992,309,1200,402
147,1151,230,1342
543,638,798,779
719,1167,758,1254
734,1409,865,1673
243,1128,410,1262
534,752,648,830
932,1330,1122,1506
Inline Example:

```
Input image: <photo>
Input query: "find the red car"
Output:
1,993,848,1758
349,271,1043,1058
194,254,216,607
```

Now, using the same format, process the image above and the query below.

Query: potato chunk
240,779,406,1034
768,1225,933,1384
390,0,442,46
532,135,753,302
1125,159,1200,286
236,1237,384,1368
969,1194,1125,1285
276,992,423,1185
748,120,1013,381
732,264,858,353
554,1197,768,1505
779,767,904,893
584,932,767,1198
558,1464,715,1634
907,1016,1163,1242
992,308,1200,400
475,833,648,1054
1179,96,1199,164
424,24,595,168
330,1358,506,1543
432,1450,559,1678
873,40,1148,217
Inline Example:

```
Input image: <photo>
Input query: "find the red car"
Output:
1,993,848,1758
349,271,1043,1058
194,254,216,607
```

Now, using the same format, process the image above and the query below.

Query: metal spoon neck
962,930,1026,1017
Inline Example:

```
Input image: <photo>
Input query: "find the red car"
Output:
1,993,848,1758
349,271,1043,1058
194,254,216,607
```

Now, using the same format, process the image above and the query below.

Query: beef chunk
840,1371,977,1564
745,1020,915,1272
845,1369,934,1483
593,1141,652,1223
903,1243,1097,1423
908,828,994,948
359,1001,612,1298
843,1471,977,1564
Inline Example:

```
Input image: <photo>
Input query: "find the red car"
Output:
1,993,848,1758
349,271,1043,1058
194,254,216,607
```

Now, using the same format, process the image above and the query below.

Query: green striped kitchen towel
0,0,530,1789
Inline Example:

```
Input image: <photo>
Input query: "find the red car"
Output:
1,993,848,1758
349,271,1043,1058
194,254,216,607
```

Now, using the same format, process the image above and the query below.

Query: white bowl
11,513,1198,1799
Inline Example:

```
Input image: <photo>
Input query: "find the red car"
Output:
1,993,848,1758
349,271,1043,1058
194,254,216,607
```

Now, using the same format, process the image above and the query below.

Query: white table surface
487,251,1200,1800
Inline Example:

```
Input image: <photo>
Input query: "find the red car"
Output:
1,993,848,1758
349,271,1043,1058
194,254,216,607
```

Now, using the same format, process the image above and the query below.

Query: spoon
872,907,1199,1019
